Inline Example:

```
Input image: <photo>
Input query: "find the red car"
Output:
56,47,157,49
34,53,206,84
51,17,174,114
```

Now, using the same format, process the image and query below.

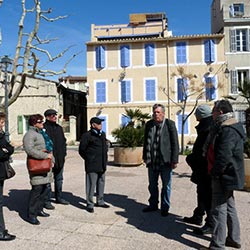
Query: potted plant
111,108,151,166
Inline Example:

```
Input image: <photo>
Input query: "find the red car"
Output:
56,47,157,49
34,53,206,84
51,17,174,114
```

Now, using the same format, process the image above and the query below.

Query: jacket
23,126,53,186
143,118,179,165
212,118,245,190
0,131,14,180
78,129,108,173
186,116,213,184
43,120,67,169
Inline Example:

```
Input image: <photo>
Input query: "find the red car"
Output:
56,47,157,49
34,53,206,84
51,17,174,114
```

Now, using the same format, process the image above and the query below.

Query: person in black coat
79,117,109,213
0,112,15,241
183,104,213,235
43,109,69,208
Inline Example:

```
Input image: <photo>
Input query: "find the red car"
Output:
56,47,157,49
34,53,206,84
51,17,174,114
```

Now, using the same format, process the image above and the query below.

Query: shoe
56,198,69,205
0,230,16,241
44,202,55,210
193,224,213,235
37,210,50,217
86,207,94,213
225,238,241,249
142,206,158,213
183,216,202,226
161,210,169,217
95,203,110,208
27,217,40,225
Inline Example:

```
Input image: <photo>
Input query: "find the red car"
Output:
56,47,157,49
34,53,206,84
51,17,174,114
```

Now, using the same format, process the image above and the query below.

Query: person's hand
47,153,53,159
2,148,8,153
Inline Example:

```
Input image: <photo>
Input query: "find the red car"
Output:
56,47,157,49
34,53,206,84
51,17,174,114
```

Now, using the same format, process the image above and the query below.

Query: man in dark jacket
43,109,69,208
142,103,179,216
184,104,213,235
79,117,109,213
201,100,245,250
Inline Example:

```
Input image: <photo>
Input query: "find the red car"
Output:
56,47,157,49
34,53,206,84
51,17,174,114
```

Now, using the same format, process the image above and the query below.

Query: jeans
209,178,241,250
0,181,5,233
147,166,172,211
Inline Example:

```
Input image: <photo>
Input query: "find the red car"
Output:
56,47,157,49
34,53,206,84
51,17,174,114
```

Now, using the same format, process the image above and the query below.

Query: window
120,45,130,68
96,81,106,103
145,43,155,66
145,79,156,101
229,4,244,17
17,115,23,134
235,109,245,124
121,115,131,127
231,69,249,94
205,76,216,101
95,46,105,69
98,115,107,133
121,80,131,103
230,29,250,52
177,78,188,102
204,39,215,63
177,114,188,135
176,42,187,64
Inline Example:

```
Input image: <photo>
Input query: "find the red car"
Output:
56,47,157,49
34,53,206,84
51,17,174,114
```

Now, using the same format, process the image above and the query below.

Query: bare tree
0,0,79,109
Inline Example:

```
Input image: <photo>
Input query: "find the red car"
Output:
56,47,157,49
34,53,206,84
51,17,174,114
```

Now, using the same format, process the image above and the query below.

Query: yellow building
86,13,227,145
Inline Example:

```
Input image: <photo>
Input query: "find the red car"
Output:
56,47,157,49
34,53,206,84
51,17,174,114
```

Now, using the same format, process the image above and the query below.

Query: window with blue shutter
98,116,107,133
121,115,131,127
121,80,131,103
231,70,238,94
145,43,155,66
205,76,216,101
178,114,188,135
95,46,105,69
120,45,130,68
96,82,106,103
204,40,215,63
176,42,187,64
177,78,188,102
145,79,156,101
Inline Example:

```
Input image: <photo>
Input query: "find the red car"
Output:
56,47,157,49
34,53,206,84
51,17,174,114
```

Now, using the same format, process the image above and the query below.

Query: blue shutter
98,116,106,133
231,70,238,94
121,115,131,127
121,80,131,103
145,43,155,66
178,115,188,134
120,45,130,67
205,77,216,101
96,82,106,103
230,30,236,52
95,46,105,69
177,78,187,102
204,40,215,63
239,4,244,13
176,42,187,64
145,79,156,101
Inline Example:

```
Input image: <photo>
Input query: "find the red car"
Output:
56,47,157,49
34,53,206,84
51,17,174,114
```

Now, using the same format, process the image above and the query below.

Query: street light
0,55,12,142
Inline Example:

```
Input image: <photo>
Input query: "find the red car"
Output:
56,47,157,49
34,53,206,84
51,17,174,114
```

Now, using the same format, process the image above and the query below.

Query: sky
0,0,213,80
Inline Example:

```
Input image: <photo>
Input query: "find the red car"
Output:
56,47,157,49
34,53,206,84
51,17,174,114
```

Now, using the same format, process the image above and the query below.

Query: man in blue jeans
142,104,179,216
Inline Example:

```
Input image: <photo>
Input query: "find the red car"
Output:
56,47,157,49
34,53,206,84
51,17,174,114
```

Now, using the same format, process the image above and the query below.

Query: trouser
209,178,241,250
193,177,212,225
0,180,5,233
86,172,105,209
147,166,172,211
45,166,64,203
28,184,47,218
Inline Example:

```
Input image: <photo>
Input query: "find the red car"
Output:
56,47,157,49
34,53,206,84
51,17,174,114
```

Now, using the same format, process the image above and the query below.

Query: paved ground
1,147,250,250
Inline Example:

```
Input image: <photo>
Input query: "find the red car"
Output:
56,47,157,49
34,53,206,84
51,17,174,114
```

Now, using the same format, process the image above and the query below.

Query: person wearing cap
43,109,69,208
183,104,213,235
78,117,110,213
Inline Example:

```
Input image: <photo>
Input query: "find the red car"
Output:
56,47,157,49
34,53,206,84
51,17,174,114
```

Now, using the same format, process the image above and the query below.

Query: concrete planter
114,147,143,166
244,158,250,191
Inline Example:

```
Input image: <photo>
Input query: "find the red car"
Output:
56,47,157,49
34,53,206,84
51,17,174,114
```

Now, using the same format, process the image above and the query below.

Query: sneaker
95,203,110,208
0,230,16,241
44,202,55,210
183,216,202,226
86,207,94,213
193,224,213,235
225,237,241,249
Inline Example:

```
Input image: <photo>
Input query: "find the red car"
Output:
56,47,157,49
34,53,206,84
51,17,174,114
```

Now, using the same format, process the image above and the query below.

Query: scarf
40,129,53,152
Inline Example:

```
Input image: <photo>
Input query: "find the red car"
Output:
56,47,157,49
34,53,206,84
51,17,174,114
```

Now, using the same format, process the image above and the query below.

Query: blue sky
0,0,212,79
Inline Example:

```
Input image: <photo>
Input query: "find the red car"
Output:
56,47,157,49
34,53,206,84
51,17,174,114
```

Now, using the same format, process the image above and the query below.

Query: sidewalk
1,148,250,250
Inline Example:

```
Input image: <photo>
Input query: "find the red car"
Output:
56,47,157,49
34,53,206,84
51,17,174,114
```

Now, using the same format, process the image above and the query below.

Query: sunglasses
49,114,57,117
36,120,44,124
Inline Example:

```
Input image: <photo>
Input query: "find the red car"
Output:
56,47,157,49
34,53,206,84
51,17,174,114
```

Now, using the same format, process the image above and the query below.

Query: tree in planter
111,108,151,148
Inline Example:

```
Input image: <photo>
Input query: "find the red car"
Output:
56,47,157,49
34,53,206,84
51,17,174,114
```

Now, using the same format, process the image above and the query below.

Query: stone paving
1,147,250,250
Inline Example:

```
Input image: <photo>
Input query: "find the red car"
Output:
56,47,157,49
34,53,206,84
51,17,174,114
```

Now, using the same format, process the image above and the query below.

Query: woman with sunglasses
23,114,53,225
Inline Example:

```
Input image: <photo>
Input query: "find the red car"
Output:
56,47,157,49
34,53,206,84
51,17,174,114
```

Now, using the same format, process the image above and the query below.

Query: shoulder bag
0,161,16,180
27,157,51,175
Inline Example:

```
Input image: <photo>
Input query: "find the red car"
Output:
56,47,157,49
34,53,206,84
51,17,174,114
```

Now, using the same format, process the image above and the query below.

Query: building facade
86,12,227,144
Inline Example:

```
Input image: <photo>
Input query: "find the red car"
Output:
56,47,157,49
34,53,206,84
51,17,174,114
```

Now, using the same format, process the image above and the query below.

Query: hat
195,104,212,120
90,117,104,125
44,109,57,117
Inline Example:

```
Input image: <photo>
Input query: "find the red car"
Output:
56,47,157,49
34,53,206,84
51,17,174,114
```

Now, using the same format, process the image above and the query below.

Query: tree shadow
105,193,210,249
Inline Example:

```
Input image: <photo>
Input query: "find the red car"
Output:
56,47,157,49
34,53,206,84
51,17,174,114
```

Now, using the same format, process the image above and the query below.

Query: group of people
0,100,245,250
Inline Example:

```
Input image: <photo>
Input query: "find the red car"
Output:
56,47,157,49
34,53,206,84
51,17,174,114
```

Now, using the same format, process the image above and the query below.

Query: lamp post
0,55,12,142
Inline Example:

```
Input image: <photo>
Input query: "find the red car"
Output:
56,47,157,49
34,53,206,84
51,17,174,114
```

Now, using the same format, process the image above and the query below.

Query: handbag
0,161,16,180
27,157,51,174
